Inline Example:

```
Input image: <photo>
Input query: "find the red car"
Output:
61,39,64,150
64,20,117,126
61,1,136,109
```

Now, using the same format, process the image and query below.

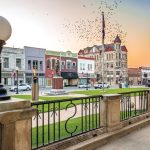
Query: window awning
61,72,78,79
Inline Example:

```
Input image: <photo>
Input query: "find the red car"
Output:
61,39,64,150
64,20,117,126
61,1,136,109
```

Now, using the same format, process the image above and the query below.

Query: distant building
128,68,142,85
140,67,150,85
1,47,25,85
78,46,101,81
78,56,95,85
45,50,78,86
78,35,128,85
24,46,46,86
45,50,61,86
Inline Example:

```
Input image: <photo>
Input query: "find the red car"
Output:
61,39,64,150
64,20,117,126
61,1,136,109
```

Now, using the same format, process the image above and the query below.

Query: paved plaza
96,124,150,150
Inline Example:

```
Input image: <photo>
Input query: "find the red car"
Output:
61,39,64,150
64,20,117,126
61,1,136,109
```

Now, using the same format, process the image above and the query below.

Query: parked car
94,82,110,89
78,83,91,88
9,83,31,92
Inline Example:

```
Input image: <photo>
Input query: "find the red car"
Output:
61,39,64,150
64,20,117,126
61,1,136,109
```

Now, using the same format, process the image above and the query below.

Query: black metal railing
31,95,103,150
120,90,149,121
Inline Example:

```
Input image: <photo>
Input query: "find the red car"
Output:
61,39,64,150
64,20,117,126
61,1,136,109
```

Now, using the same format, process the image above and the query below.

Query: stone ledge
102,94,121,100
65,118,150,150
0,99,31,112
0,107,36,124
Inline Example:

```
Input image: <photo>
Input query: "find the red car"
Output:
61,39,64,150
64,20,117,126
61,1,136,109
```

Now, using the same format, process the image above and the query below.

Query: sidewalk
95,124,150,150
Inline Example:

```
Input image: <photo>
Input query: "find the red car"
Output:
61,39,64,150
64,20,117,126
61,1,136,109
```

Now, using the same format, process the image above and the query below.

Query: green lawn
70,87,149,96
32,114,100,148
12,88,148,112
12,87,148,101
11,95,72,101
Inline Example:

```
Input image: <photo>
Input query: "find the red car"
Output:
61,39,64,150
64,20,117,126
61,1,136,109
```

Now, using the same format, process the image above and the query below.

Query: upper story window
88,64,92,71
47,59,51,69
80,63,82,70
3,57,9,68
16,58,21,69
52,59,56,69
83,64,85,70
119,53,121,59
72,62,76,68
40,61,43,71
28,60,31,70
111,63,113,68
67,61,72,69
61,61,65,69
111,54,113,60
33,60,38,69
116,71,120,75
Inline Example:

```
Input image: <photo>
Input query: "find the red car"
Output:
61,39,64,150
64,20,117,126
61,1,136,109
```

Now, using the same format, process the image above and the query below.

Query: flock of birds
59,0,127,47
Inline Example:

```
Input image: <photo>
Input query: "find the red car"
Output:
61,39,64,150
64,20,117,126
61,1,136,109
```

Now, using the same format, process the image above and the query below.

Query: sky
0,0,150,67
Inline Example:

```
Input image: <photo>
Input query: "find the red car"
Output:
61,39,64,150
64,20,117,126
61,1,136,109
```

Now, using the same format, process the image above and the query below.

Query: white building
78,56,95,85
140,67,150,84
1,47,25,85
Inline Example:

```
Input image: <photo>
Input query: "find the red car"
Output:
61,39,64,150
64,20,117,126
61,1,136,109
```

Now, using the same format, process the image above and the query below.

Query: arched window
52,59,55,69
47,59,51,69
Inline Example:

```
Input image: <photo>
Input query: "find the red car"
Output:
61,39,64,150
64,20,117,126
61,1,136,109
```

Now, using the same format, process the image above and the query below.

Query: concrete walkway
95,125,150,150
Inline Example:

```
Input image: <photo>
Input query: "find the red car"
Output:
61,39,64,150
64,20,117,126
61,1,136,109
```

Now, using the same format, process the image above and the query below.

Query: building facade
140,67,150,85
128,68,142,85
78,56,95,85
78,46,102,81
45,50,60,86
78,35,128,85
1,47,25,86
45,50,78,86
24,46,45,86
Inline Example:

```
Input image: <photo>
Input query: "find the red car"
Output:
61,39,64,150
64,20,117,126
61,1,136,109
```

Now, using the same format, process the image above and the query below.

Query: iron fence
31,95,103,149
120,90,149,121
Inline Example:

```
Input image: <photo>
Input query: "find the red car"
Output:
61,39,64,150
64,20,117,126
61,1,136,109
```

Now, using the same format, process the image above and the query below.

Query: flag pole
102,12,105,92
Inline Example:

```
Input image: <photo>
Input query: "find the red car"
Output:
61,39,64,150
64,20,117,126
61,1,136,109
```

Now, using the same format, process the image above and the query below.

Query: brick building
45,50,78,86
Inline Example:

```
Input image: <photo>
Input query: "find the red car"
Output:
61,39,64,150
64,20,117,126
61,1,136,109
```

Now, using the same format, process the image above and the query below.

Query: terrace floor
95,124,150,150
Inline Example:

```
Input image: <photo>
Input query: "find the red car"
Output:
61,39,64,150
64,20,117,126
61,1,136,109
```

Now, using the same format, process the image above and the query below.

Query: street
6,85,146,96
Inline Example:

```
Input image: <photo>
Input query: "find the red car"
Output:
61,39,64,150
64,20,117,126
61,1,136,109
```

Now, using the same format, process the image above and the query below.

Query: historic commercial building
45,50,60,86
78,35,128,85
128,68,142,85
24,46,46,86
78,56,95,85
140,66,150,85
45,50,78,86
78,46,102,81
1,47,25,85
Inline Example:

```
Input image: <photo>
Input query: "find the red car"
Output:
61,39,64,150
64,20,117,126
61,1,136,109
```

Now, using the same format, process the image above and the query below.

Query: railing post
0,99,36,150
100,94,122,132
147,90,150,112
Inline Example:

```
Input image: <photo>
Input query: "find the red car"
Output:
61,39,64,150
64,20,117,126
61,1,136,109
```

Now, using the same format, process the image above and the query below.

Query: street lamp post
16,67,19,94
0,16,12,100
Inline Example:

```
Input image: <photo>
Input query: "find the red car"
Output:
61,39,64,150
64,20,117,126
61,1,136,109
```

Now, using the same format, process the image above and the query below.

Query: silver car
94,82,110,89
10,83,31,92
78,83,91,88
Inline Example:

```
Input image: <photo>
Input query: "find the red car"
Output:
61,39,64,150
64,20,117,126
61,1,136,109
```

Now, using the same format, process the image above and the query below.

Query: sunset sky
0,0,150,67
